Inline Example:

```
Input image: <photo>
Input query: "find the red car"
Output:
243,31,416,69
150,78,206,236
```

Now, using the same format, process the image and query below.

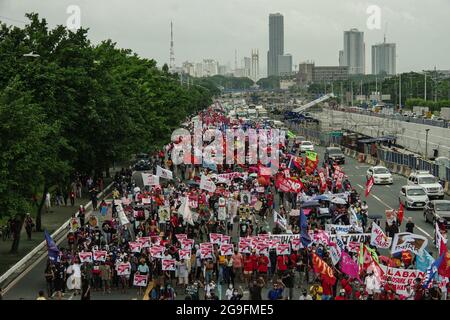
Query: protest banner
269,233,300,244
325,224,363,234
239,241,251,254
385,209,397,225
117,263,131,276
210,233,222,245
256,242,270,256
329,233,371,245
176,233,188,240
200,175,216,193
129,241,142,253
158,206,171,222
149,245,165,259
137,237,151,248
142,173,160,186
220,244,234,256
391,232,428,255
141,197,151,204
179,249,191,260
328,243,342,266
276,243,291,256
370,222,392,249
93,250,107,262
200,245,213,259
79,252,93,263
312,230,330,245
156,165,173,180
221,235,231,244
161,259,176,271
180,238,195,250
133,274,148,287
188,194,198,209
379,265,426,295
291,238,302,251
69,217,80,232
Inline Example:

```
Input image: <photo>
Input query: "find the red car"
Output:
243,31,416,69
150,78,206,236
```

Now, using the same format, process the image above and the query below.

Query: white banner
391,232,428,255
370,222,392,249
156,165,173,180
200,174,216,193
325,224,363,234
142,173,159,186
379,265,426,295
116,203,130,225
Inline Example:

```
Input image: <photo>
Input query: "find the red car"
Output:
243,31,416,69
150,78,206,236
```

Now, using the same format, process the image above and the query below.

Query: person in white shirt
364,271,380,295
225,284,234,300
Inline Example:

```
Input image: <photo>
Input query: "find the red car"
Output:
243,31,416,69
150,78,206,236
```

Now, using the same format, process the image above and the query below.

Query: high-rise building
342,29,365,74
182,61,195,76
244,57,251,78
372,38,396,75
203,59,218,77
278,54,292,76
195,63,204,77
251,49,260,82
339,50,344,67
298,61,315,84
267,13,284,77
218,65,228,76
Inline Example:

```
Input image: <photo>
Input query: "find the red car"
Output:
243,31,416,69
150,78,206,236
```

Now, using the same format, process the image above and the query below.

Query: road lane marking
357,184,364,190
416,226,433,239
386,185,391,188
372,194,393,210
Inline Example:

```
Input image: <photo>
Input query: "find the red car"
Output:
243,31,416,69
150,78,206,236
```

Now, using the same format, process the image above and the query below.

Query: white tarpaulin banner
142,173,159,186
200,174,216,193
178,197,194,226
379,265,425,295
116,203,130,225
325,224,363,234
156,166,173,180
391,232,428,255
370,222,392,249
273,210,287,231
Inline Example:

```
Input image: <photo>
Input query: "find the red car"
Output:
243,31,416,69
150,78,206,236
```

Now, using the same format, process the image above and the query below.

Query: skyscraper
244,57,251,78
342,29,365,74
267,13,284,77
372,37,396,75
251,49,260,82
278,54,292,76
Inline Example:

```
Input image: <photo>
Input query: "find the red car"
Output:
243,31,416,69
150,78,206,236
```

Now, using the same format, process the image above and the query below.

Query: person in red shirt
257,254,269,285
321,277,333,300
276,255,288,277
335,289,347,300
250,251,258,278
289,253,298,270
243,253,254,286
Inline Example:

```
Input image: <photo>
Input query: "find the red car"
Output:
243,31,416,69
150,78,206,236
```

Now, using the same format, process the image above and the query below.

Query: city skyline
1,0,449,76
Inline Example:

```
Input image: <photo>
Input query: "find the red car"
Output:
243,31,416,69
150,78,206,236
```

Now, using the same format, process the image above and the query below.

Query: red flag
365,176,374,197
312,253,336,285
397,202,404,225
438,239,450,278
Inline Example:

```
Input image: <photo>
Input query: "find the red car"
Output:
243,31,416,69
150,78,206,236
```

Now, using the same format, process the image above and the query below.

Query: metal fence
328,107,450,128
287,121,449,183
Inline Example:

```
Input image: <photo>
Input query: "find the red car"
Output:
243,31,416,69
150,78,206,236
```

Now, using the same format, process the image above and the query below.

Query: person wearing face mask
230,286,244,300
225,284,234,300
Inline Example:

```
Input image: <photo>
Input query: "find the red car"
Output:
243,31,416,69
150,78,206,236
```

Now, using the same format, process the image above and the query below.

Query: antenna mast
169,21,175,72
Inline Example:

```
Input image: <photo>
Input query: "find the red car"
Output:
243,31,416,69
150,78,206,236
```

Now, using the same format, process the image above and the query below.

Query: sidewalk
0,197,88,275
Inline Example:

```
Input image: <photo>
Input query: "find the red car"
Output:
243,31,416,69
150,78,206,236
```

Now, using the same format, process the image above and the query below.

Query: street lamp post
425,128,430,160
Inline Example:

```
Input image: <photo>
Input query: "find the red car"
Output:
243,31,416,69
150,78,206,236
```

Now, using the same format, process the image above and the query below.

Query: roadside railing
0,182,114,290
286,121,450,193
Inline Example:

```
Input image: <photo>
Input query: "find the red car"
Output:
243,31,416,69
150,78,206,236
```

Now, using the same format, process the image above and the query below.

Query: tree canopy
0,13,215,252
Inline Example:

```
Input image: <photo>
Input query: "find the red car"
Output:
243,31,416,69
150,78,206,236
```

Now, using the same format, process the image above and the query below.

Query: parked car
423,200,450,228
366,166,393,185
399,185,429,209
134,159,151,171
407,171,445,199
299,141,314,153
324,147,345,164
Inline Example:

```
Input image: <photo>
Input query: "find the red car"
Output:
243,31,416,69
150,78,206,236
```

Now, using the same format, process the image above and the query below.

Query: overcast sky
1,0,449,75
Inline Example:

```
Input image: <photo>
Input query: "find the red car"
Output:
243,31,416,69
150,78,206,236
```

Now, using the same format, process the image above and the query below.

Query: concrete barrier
445,181,449,196
0,182,114,289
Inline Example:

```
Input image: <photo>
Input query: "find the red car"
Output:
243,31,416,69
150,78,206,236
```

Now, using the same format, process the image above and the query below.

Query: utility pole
399,73,402,109
424,72,427,101
425,129,430,160
434,66,438,102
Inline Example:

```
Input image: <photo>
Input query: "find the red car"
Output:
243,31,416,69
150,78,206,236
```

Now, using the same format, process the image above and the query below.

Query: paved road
4,144,446,300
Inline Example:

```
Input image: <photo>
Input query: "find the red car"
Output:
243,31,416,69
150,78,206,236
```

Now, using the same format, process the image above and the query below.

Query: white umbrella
331,197,347,205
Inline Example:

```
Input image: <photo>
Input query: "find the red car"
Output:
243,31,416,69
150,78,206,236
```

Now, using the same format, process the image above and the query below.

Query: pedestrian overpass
292,93,335,113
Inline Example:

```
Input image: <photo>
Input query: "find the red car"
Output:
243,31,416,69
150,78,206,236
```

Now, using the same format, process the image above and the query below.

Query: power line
0,15,28,24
